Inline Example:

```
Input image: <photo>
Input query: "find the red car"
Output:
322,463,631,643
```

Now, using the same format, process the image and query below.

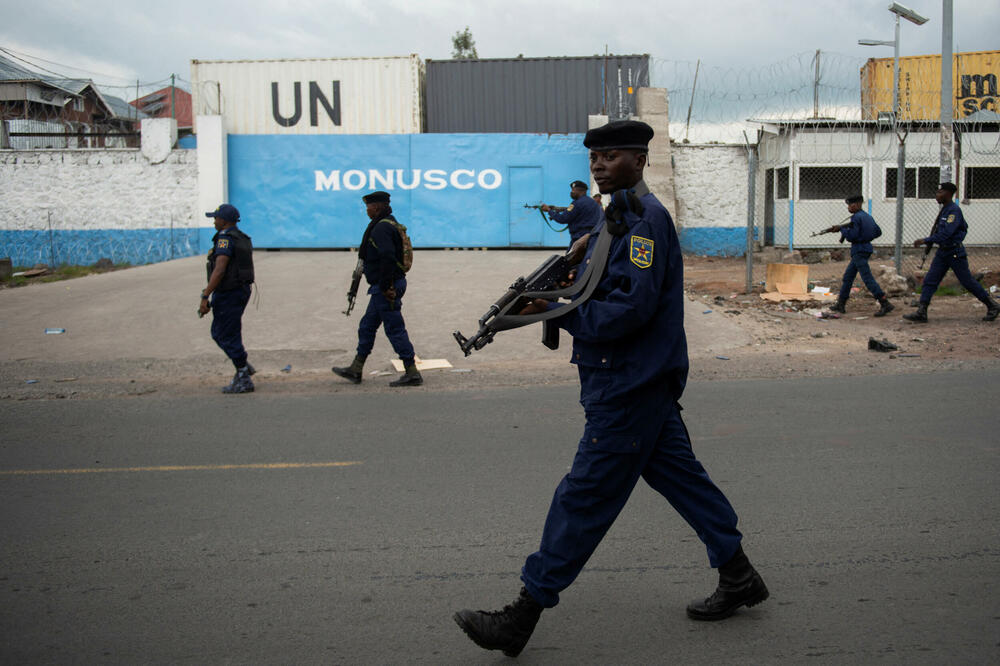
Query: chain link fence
746,124,1000,298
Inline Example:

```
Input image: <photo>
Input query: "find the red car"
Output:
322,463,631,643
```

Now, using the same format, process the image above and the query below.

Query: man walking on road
454,120,768,658
332,191,422,387
200,204,256,394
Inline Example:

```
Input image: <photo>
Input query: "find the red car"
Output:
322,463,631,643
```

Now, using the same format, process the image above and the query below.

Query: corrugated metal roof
425,54,649,133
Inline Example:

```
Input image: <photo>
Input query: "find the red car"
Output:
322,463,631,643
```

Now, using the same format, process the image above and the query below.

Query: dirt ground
681,253,1000,383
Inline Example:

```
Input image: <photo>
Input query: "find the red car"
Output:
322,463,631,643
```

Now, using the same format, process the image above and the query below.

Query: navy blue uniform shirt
925,201,968,249
840,210,881,256
549,194,603,243
553,182,687,406
361,217,403,291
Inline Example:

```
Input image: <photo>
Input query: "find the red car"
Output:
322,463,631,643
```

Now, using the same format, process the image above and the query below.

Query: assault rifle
453,225,615,356
343,256,363,316
919,214,941,270
453,253,573,356
810,216,853,237
523,204,568,213
524,203,570,233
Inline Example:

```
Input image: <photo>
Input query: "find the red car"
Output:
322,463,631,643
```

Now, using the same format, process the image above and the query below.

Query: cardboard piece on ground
765,263,808,293
390,356,453,372
761,263,836,302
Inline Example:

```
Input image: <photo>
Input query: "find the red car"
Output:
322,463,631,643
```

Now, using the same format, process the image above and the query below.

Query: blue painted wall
1,228,203,268
228,133,588,249
678,227,754,257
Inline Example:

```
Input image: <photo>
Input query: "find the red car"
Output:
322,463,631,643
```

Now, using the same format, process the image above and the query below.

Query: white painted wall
672,144,748,229
0,149,198,231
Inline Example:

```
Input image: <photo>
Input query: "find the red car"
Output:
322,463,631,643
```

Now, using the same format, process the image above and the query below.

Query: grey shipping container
425,55,649,133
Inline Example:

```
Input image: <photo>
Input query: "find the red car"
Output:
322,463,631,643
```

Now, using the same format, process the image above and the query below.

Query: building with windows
753,116,1000,249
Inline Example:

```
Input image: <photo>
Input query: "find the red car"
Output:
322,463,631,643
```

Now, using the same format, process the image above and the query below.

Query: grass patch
1,263,133,288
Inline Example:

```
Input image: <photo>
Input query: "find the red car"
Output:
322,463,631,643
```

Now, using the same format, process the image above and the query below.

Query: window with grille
964,167,1000,199
917,166,940,199
776,167,789,199
885,167,916,198
884,166,940,199
799,166,862,200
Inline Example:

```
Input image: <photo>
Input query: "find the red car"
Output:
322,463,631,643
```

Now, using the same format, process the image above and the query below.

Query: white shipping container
190,56,423,135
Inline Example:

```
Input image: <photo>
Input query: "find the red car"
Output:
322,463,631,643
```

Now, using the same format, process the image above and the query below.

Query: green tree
451,26,478,59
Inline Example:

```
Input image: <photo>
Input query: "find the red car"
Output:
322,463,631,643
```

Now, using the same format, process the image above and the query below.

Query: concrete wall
1,118,754,265
672,143,750,256
0,144,200,267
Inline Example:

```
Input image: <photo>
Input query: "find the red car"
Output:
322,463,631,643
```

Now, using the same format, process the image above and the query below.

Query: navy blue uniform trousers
838,252,884,300
920,249,991,305
521,383,742,608
357,278,415,362
211,285,251,368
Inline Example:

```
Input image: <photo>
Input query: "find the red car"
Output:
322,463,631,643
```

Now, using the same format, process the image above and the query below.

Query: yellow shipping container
860,50,999,121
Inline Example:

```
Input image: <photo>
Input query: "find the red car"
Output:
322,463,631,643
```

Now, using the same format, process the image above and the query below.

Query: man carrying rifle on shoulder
904,182,999,323
454,120,768,658
826,195,894,317
332,191,423,386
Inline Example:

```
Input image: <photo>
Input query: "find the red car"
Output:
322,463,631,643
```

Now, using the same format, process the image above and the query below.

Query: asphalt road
1,371,998,664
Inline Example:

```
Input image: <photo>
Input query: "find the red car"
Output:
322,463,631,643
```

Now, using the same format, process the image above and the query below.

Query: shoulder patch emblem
566,204,574,211
217,238,230,249
946,214,955,224
630,235,654,269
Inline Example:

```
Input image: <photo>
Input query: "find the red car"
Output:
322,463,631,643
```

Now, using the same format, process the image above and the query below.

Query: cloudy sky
1,0,996,98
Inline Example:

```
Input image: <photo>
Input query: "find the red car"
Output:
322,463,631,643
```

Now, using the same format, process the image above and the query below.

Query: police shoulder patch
630,235,654,268
566,204,574,211
217,238,230,249
946,214,955,224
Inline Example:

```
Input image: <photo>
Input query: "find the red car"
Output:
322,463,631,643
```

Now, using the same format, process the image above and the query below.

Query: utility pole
940,0,954,182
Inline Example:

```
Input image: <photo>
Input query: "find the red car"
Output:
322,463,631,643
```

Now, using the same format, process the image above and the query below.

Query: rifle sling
487,224,615,333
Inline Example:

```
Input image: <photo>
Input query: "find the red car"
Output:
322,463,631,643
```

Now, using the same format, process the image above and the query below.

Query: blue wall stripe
678,227,755,257
0,228,203,268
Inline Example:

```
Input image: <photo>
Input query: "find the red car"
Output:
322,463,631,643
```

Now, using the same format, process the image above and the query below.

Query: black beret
362,190,391,204
845,195,864,204
570,180,588,190
939,182,957,193
583,120,654,151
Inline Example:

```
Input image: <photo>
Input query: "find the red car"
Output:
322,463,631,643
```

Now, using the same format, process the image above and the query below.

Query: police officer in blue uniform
454,121,768,658
829,195,894,317
199,204,256,394
904,182,999,323
542,180,603,249
332,191,422,386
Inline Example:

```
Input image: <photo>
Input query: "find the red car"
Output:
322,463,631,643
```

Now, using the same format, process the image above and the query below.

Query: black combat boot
873,295,895,317
454,587,543,657
686,546,769,621
980,297,999,322
903,303,928,323
331,356,365,384
389,361,423,387
828,298,847,314
222,366,254,394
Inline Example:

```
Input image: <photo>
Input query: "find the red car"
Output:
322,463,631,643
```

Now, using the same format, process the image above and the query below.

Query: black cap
583,120,654,151
363,191,391,204
845,195,864,204
205,203,240,223
939,182,957,193
570,180,588,190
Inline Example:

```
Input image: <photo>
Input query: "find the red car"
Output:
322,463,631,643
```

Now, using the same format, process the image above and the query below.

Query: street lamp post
860,2,928,273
